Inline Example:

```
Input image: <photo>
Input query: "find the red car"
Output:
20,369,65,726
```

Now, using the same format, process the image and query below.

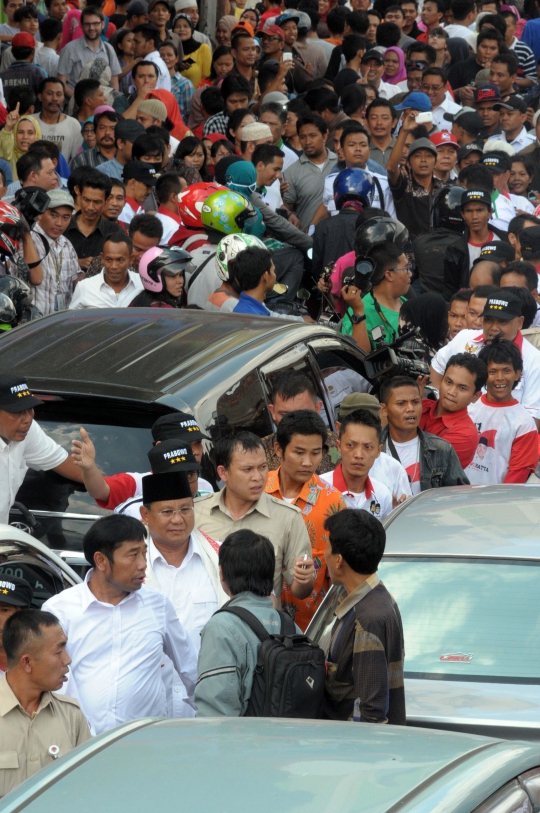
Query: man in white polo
0,375,83,525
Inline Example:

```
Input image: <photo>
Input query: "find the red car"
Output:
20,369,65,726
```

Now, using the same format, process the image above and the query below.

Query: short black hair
502,286,537,328
405,40,436,63
376,20,401,46
132,59,159,79
369,242,403,286
478,336,523,372
83,514,145,567
156,171,182,205
423,65,447,83
133,22,161,48
257,61,282,94
379,375,420,404
74,78,101,108
219,529,275,597
286,97,311,119
490,51,519,74
6,87,35,115
507,214,540,237
326,5,347,34
3,609,61,668
211,138,235,158
458,162,494,193
479,12,507,35
340,84,367,117
339,408,382,441
324,509,386,574
79,171,112,197
252,143,284,166
366,97,397,120
233,246,273,291
29,139,60,161
297,113,327,135
450,288,472,305
451,0,475,19
260,101,287,125
276,409,328,452
221,73,251,101
501,260,539,293
341,120,369,146
471,283,500,299
38,76,64,95
129,213,164,240
304,87,340,115
342,33,366,62
12,45,34,61
94,110,121,130
271,370,317,405
103,232,133,254
81,5,104,23
132,134,166,160
477,26,503,46
40,16,63,42
445,352,487,392
346,9,369,33
201,86,224,116
14,4,37,21
146,124,170,146
16,149,51,184
215,431,265,469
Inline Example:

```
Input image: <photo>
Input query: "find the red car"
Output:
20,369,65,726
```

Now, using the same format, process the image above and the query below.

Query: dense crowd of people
1,0,540,796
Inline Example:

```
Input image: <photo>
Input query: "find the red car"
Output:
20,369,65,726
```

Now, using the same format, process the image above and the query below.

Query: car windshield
309,558,540,682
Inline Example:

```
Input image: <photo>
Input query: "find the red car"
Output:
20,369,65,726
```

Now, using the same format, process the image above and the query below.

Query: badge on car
439,653,473,663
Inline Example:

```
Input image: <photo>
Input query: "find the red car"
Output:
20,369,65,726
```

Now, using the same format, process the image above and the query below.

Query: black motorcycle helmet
0,276,32,322
0,293,16,327
355,216,409,256
432,185,466,233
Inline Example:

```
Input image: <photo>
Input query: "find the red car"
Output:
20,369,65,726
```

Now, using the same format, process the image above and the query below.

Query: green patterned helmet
201,190,258,235
215,233,266,281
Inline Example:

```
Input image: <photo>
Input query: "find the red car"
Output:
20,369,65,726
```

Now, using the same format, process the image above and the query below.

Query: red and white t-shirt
465,394,539,484
119,196,144,226
156,205,183,244
388,436,421,495
467,231,499,268
320,464,392,519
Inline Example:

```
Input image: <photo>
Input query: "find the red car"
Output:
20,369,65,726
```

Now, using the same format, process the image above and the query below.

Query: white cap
174,0,196,10
485,139,515,157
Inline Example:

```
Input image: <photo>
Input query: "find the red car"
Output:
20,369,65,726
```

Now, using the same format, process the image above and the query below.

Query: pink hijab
382,46,407,85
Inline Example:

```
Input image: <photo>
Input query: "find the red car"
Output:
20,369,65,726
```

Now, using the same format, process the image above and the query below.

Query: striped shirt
69,146,111,172
511,38,537,82
14,224,80,315
203,110,228,136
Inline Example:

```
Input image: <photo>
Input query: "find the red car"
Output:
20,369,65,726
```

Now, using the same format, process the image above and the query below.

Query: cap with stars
147,438,201,473
0,375,43,413
0,575,33,608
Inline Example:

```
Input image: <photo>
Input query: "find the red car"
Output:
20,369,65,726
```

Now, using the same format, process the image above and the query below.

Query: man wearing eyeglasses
57,7,121,98
140,469,227,718
421,66,460,130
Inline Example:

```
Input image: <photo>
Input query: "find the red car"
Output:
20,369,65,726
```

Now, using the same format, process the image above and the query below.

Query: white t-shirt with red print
465,394,539,484
320,465,392,519
389,436,421,495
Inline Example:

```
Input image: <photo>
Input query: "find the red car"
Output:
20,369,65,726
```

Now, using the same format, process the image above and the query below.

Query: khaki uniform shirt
0,674,91,798
194,490,311,603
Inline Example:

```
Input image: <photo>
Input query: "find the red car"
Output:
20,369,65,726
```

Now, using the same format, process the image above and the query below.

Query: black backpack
217,605,326,719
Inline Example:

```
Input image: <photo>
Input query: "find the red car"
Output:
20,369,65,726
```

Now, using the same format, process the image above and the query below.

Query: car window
213,369,273,439
473,780,533,813
308,559,540,681
260,344,333,426
0,541,73,606
309,339,371,424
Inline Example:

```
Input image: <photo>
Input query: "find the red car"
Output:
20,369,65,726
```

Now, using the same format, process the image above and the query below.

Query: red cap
430,130,459,149
257,23,285,39
232,19,254,37
12,32,35,48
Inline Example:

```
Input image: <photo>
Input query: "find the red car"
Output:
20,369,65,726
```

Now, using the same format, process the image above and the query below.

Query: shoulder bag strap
187,252,215,292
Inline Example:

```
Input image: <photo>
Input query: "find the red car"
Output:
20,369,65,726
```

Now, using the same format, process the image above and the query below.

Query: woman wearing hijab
399,293,449,363
215,15,237,46
173,12,211,87
147,88,192,140
446,36,471,67
382,47,407,85
0,108,42,179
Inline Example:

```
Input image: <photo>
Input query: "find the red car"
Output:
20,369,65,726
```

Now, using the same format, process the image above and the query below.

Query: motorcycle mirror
297,288,310,301
273,283,288,295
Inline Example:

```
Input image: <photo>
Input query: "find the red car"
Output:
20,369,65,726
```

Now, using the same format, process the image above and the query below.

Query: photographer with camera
0,196,44,297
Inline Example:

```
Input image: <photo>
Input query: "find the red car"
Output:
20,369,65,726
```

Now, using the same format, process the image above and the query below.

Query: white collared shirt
146,50,172,91
0,419,67,525
42,571,198,735
486,126,535,152
431,96,461,131
376,79,402,100
69,270,143,309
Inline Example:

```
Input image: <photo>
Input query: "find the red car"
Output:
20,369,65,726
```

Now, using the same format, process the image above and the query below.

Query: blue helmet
333,168,375,211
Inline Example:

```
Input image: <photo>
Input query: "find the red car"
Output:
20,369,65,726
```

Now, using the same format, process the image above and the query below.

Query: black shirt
448,56,485,90
389,170,446,241
64,214,123,259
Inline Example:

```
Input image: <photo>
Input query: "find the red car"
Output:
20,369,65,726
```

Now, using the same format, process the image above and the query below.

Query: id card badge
55,294,66,311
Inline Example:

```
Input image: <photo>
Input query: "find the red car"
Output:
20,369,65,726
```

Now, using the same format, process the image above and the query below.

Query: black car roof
0,309,328,403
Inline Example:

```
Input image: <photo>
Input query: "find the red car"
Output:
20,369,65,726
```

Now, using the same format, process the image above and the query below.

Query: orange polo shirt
266,468,345,631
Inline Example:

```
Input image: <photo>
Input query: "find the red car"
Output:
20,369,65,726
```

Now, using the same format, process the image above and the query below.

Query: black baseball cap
520,226,540,258
444,110,483,134
457,142,484,162
475,241,516,263
361,49,384,64
148,438,201,473
481,292,523,321
461,189,492,209
0,575,33,608
152,411,210,442
482,152,511,173
0,375,42,413
493,94,527,113
123,160,158,186
115,119,145,143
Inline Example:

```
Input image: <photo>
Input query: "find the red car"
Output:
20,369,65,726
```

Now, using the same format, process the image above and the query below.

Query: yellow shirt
180,42,212,88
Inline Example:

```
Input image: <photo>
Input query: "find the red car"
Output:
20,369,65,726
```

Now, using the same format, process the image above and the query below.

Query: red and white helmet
139,246,193,293
0,202,22,257
177,182,226,229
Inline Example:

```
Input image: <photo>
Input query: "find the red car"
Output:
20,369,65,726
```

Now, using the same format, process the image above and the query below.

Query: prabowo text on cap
151,411,211,442
147,437,201,473
461,189,492,208
0,575,33,608
0,374,43,414
480,292,523,321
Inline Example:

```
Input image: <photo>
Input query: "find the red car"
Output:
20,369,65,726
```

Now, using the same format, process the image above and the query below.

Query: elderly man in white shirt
0,375,83,525
69,233,143,309
139,469,227,716
43,513,198,735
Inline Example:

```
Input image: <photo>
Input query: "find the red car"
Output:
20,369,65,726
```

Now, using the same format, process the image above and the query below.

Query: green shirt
341,292,405,346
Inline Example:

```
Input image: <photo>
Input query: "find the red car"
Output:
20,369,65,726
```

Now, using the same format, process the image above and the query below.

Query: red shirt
420,398,480,469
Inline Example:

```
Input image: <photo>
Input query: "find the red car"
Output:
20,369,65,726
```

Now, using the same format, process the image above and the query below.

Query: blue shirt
233,293,272,316
98,157,124,181
522,18,540,61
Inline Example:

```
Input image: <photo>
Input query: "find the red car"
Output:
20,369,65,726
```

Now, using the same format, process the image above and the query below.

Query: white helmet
215,233,266,281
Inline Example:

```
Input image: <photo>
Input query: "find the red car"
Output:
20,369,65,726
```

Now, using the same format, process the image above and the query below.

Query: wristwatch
350,313,366,325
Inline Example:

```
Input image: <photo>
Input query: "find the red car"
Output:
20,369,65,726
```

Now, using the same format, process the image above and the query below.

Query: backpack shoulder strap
278,610,296,636
187,252,215,291
216,605,271,642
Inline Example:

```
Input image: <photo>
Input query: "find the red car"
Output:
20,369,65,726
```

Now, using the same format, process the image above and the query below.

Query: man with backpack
195,529,325,718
